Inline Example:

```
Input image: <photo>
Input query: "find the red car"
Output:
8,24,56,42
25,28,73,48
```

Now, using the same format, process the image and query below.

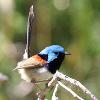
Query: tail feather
12,61,23,71
12,67,21,71
12,67,17,71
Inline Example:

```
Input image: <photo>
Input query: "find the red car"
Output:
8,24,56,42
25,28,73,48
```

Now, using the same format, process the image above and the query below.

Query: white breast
18,69,32,82
18,67,53,83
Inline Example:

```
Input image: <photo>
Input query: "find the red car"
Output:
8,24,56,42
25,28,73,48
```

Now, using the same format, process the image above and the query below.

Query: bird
14,45,71,83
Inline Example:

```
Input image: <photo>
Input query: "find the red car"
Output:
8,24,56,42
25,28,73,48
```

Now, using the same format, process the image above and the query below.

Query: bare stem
58,81,84,100
52,84,59,100
49,71,98,100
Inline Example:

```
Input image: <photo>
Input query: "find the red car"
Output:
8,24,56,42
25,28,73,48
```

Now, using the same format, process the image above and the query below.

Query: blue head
39,45,65,62
38,45,70,74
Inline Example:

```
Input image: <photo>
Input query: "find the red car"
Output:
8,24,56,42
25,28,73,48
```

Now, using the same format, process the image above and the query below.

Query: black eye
54,52,59,55
38,54,48,61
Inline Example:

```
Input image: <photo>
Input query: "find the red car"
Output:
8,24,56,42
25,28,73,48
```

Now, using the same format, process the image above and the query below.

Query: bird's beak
65,51,71,55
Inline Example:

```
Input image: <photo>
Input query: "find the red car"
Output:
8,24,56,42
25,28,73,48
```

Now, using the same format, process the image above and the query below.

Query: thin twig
50,71,98,100
48,74,57,87
48,72,84,100
58,81,84,100
52,84,59,100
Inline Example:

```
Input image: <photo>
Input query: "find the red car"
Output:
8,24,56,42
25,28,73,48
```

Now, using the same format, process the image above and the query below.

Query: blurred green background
0,0,100,100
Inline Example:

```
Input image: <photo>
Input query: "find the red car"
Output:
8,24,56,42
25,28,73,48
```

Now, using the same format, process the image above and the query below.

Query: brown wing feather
13,55,47,70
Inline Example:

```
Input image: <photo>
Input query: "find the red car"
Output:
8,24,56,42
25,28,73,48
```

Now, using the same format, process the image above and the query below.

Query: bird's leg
33,79,51,83
31,80,43,91
36,78,55,99
37,84,55,100
36,85,51,100
31,77,57,100
31,79,52,99
31,79,51,91
38,77,62,98
31,81,45,100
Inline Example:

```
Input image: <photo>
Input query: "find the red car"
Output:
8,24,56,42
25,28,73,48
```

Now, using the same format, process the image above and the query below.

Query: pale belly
18,67,53,83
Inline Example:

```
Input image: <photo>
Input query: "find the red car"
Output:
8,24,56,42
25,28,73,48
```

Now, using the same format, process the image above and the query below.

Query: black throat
38,53,65,74
48,53,65,74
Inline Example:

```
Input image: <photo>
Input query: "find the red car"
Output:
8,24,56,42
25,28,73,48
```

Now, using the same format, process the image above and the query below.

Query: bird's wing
13,54,47,70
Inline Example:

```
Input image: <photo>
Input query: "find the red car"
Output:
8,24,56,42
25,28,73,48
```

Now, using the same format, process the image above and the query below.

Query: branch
52,84,59,100
48,72,83,100
58,81,84,100
48,71,98,100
